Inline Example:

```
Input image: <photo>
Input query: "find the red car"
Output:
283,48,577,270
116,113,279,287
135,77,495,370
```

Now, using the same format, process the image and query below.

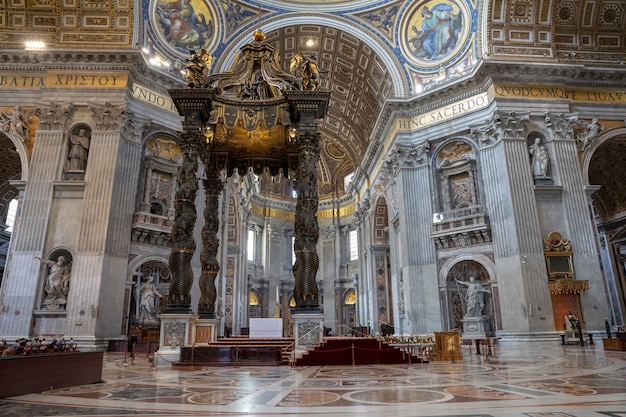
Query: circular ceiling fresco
399,0,472,69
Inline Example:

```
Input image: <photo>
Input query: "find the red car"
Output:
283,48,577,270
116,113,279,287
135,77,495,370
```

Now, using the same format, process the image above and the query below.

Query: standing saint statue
35,255,72,304
66,128,90,171
529,137,550,179
139,277,164,321
455,276,490,318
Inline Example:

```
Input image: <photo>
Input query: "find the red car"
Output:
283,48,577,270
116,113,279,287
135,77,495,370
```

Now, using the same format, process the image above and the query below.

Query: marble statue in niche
65,127,91,174
529,136,551,180
35,254,72,309
455,276,490,318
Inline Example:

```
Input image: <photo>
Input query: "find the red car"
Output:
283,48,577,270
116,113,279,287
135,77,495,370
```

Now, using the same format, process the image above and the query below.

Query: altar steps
293,337,424,366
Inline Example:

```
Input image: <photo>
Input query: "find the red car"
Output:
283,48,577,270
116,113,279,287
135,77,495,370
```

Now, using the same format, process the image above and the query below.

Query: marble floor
1,342,625,417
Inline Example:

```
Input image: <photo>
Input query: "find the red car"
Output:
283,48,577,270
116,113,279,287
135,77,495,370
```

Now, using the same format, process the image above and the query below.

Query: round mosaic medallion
399,0,472,69
150,0,219,58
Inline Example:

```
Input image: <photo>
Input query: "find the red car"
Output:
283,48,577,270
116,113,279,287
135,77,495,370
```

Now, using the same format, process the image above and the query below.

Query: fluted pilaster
0,104,72,336
66,129,123,336
552,138,605,328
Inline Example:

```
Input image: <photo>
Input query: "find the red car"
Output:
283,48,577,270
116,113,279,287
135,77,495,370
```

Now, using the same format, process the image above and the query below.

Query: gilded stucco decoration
0,0,133,48
436,140,474,168
488,0,626,64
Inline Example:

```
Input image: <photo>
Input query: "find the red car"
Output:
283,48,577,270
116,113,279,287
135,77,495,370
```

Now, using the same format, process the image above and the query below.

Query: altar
249,318,283,338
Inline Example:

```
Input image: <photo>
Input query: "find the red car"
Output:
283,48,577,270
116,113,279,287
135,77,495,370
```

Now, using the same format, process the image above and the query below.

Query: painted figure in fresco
362,5,399,35
156,0,213,52
455,276,490,318
409,3,462,61
222,0,255,32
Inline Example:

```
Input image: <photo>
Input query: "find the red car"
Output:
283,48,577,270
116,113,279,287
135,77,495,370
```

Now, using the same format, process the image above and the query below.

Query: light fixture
306,38,315,47
24,41,46,50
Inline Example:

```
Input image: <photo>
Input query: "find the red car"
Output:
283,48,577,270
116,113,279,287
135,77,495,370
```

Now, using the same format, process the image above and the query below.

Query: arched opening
586,132,626,329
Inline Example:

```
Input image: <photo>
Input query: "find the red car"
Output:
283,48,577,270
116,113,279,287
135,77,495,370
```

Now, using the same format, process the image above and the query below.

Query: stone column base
155,313,196,367
193,318,218,345
292,312,324,352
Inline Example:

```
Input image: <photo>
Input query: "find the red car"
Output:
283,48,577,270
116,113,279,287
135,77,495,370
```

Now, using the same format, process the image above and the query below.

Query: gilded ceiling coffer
167,30,329,315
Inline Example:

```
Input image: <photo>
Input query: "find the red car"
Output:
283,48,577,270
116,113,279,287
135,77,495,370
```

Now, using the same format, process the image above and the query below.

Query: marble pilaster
0,103,73,338
95,111,145,339
551,132,605,330
64,124,124,346
389,142,439,334
475,113,554,335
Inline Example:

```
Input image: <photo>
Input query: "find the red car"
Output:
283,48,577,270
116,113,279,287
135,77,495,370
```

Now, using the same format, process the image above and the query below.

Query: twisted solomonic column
292,131,320,310
198,154,224,318
167,133,199,313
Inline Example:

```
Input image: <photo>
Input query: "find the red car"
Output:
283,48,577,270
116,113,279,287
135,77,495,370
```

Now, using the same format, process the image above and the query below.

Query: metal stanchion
351,343,355,366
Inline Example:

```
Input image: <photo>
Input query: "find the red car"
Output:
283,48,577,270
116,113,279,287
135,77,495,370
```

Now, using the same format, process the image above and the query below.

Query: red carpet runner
295,337,423,366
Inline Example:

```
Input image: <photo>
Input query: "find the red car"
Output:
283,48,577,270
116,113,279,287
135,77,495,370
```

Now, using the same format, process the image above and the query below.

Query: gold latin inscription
0,73,127,88
131,83,178,113
397,92,490,131
494,85,626,103
250,203,355,220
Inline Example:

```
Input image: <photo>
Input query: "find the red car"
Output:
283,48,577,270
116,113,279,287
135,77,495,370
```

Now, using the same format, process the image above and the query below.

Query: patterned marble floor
1,342,625,417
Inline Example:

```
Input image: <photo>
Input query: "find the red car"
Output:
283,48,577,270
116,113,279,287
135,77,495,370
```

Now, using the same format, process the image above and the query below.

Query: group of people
0,337,77,357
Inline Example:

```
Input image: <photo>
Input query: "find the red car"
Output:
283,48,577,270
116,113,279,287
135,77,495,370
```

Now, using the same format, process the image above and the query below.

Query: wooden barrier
0,351,103,398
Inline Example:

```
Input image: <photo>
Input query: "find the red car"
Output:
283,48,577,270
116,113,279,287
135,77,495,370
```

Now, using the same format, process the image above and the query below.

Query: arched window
5,199,18,232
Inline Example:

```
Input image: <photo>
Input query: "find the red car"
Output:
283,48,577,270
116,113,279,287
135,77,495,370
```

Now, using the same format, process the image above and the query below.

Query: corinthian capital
545,112,579,141
354,198,371,226
386,141,430,175
120,110,147,144
36,102,74,131
500,110,530,139
88,102,126,131
470,112,502,149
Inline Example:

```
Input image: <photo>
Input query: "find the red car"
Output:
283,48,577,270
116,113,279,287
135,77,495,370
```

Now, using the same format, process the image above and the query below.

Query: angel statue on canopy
289,52,326,91
185,48,213,88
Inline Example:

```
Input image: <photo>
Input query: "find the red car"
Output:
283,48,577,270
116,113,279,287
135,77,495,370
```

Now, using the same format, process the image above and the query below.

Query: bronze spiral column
167,133,199,313
293,130,321,310
198,150,224,318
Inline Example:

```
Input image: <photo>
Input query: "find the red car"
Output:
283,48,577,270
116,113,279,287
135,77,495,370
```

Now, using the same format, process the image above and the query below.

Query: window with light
5,199,18,232
344,172,354,192
247,229,254,262
349,229,358,261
